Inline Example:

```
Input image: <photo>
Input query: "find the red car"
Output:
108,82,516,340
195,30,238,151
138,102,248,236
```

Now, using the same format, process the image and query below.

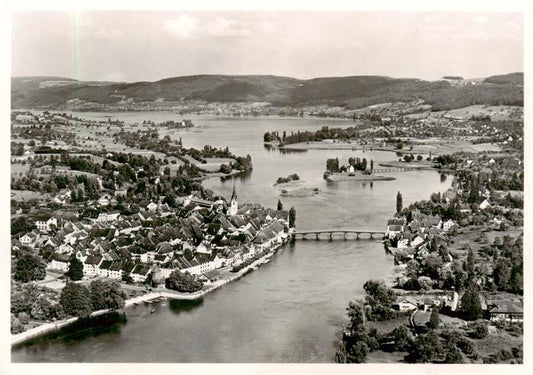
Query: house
442,219,455,232
397,239,410,249
20,232,38,246
411,236,424,247
58,243,74,254
392,297,418,312
487,298,523,323
115,186,129,197
386,218,405,238
146,201,158,212
83,255,103,276
35,217,58,233
386,225,403,239
480,199,491,210
98,260,113,277
48,252,70,272
107,261,125,280
420,296,446,311
131,263,151,282
97,194,112,207
95,211,121,223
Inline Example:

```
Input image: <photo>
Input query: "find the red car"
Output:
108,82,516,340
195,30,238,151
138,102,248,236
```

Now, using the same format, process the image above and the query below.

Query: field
11,190,49,201
11,164,30,179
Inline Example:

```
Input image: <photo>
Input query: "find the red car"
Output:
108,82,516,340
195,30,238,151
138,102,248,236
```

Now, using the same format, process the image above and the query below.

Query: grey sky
11,11,523,82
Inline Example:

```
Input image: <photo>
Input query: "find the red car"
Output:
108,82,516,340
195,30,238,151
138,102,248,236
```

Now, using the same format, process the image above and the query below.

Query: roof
387,225,403,232
132,263,151,276
395,296,418,305
488,299,523,314
84,255,103,265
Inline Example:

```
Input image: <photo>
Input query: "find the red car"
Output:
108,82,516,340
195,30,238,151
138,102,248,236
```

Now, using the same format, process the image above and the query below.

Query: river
12,114,451,362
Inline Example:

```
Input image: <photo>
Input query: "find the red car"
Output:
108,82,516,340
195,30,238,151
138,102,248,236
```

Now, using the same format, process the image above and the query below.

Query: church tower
229,182,238,216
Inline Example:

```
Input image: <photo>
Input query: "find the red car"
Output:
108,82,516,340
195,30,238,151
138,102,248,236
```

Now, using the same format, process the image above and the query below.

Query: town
10,111,293,338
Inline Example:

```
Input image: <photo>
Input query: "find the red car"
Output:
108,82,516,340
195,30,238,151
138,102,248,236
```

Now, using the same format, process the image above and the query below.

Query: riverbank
11,237,290,347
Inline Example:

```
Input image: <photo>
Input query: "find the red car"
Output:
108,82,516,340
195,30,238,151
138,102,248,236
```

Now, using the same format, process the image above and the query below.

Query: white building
36,217,58,233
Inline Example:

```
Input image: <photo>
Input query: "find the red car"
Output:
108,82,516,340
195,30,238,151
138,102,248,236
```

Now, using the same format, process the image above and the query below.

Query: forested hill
11,73,523,110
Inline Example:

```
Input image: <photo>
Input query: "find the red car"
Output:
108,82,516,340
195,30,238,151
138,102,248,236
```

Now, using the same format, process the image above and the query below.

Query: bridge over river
292,229,385,240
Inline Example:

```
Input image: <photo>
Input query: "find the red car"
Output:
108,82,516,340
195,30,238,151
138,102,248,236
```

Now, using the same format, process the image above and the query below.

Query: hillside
11,73,523,110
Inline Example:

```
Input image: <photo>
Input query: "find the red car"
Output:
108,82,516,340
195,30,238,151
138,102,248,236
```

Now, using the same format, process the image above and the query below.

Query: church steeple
230,181,237,201
229,181,238,216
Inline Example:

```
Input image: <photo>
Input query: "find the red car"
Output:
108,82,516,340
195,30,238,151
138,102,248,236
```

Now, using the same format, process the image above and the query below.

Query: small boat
151,308,156,314
133,302,140,306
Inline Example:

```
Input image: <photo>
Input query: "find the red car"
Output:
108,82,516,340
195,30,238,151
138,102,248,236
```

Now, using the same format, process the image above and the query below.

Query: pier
292,229,385,240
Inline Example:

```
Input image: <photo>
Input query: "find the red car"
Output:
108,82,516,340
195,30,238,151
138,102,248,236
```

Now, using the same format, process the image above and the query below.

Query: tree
219,164,232,174
67,257,84,281
445,346,463,363
346,301,365,330
363,280,396,306
460,284,483,320
289,207,296,228
30,296,52,320
14,253,46,283
11,284,40,314
465,248,475,277
396,191,403,214
11,217,35,235
408,331,443,363
60,282,93,318
370,159,374,173
392,325,412,351
11,315,25,334
165,270,203,293
471,322,489,339
326,158,340,172
493,258,512,290
90,280,126,311
277,199,283,211
346,341,368,363
428,307,440,329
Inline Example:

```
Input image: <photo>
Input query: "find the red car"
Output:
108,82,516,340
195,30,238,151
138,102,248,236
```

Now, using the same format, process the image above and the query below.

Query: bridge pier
356,233,359,239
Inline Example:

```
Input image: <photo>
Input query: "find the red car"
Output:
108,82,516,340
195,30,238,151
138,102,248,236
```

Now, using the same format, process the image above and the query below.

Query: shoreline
11,238,289,347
